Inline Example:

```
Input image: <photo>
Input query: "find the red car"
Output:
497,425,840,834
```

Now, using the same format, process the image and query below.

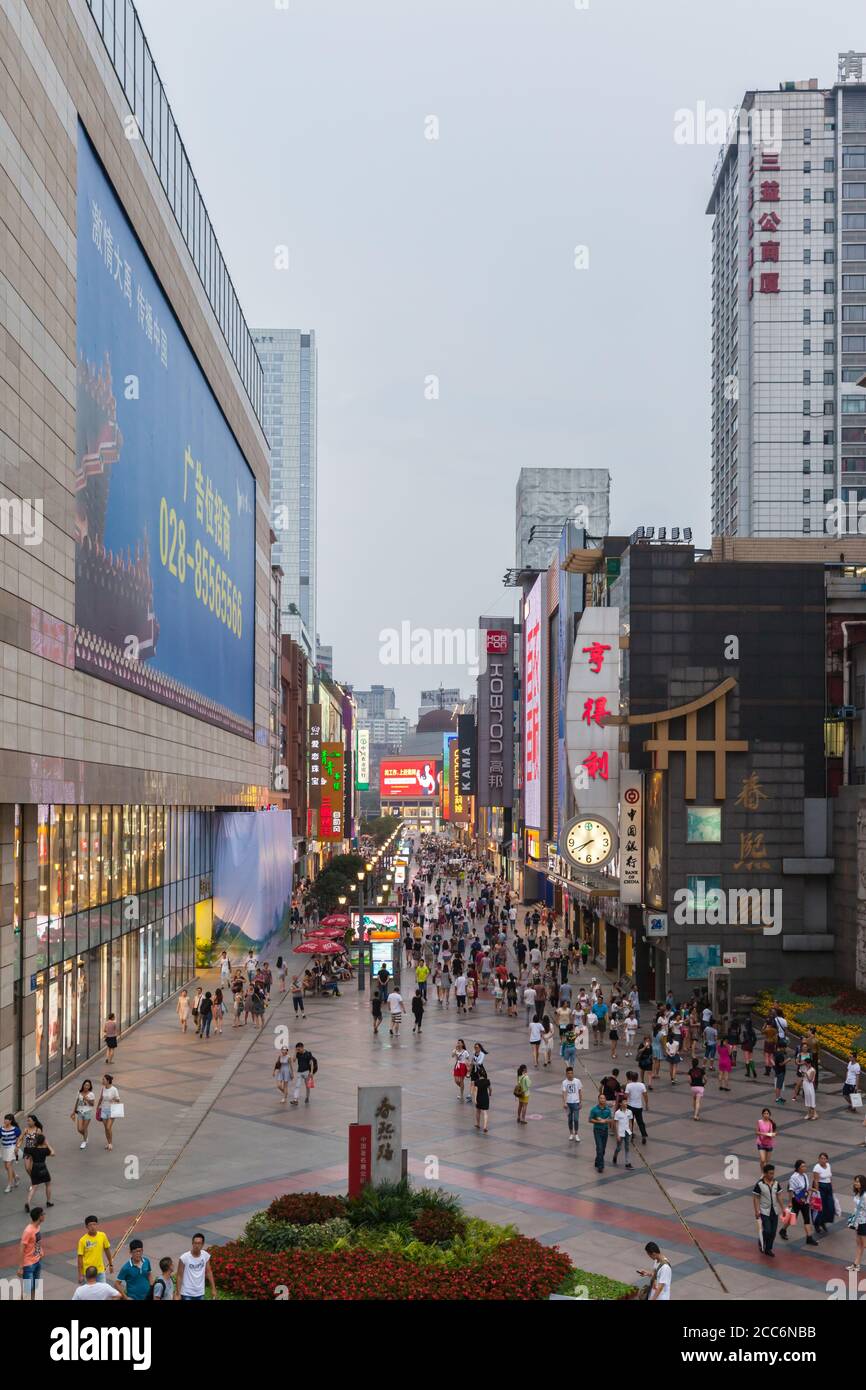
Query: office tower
254,329,317,659
515,468,610,570
708,55,866,537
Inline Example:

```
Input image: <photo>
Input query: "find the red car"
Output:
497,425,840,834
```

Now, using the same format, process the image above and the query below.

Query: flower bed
211,1235,573,1300
212,1183,635,1301
755,990,866,1064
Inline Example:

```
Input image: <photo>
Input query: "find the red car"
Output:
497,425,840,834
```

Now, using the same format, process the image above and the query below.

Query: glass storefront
31,805,212,1098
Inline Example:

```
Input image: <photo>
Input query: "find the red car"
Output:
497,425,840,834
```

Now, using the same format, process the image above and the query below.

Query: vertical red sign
348,1122,372,1197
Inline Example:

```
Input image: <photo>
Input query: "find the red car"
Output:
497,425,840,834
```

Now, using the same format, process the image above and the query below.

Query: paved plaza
2,940,864,1301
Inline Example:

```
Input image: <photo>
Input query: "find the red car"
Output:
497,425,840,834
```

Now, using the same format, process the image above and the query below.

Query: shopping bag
110,1102,125,1119
851,1092,863,1109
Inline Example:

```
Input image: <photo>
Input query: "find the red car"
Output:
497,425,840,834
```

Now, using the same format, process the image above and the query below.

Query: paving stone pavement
1,934,864,1301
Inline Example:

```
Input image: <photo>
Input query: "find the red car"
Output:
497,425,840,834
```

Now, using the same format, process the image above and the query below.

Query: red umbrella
294,939,343,955
305,926,345,939
319,913,350,925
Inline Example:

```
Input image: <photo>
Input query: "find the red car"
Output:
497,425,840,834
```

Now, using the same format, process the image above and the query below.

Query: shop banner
355,728,370,789
523,576,544,830
457,714,476,795
619,769,644,904
477,616,514,808
320,741,345,842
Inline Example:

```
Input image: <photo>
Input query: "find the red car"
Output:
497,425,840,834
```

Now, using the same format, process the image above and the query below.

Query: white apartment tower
254,329,318,660
708,55,866,538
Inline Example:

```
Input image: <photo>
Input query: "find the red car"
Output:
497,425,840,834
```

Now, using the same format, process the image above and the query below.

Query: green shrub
266,1192,348,1226
243,1212,352,1252
556,1267,637,1300
345,1179,463,1229
332,1217,515,1268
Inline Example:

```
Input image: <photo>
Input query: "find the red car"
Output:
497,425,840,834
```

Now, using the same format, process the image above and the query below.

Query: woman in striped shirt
2,1115,21,1193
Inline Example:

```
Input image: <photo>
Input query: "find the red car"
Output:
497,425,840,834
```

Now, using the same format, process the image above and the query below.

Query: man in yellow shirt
77,1215,114,1284
415,961,430,1001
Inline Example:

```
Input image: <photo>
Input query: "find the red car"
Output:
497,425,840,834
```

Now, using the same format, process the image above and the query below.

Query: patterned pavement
2,932,865,1300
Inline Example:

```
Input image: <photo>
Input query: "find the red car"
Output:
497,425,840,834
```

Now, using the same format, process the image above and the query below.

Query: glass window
112,806,121,901
686,807,722,842
100,805,110,904
63,805,76,916
49,804,61,920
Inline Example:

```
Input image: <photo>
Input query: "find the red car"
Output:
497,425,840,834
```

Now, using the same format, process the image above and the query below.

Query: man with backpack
292,1042,318,1105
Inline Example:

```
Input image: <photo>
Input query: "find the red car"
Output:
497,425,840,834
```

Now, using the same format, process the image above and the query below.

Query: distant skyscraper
515,469,610,570
254,329,317,659
708,57,866,537
316,641,333,680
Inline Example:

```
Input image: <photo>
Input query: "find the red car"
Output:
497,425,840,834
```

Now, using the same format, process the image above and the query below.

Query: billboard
355,728,370,789
380,758,440,798
457,714,476,795
213,811,293,951
320,741,344,841
75,126,255,735
477,617,514,808
442,732,457,820
523,577,544,829
309,705,322,808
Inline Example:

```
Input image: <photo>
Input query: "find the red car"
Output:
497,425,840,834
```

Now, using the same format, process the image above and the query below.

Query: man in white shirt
454,973,468,1012
638,1242,671,1301
387,989,405,1035
175,1234,215,1301
624,1071,649,1143
529,946,542,968
612,1097,634,1167
844,1053,862,1109
523,985,537,1025
561,1067,583,1142
72,1265,125,1300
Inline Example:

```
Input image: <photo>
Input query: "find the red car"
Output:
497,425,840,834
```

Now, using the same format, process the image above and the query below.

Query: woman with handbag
19,1116,42,1182
70,1079,96,1150
811,1152,836,1235
25,1131,54,1212
514,1064,530,1124
780,1160,818,1246
451,1039,471,1103
97,1074,122,1152
755,1107,776,1177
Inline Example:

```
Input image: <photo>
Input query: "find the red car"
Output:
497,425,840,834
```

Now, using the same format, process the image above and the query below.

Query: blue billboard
75,124,255,735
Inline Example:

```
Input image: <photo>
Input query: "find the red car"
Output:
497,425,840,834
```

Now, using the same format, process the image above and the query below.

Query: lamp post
356,871,368,992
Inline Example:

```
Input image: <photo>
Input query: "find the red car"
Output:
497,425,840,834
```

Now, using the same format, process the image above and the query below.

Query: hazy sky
136,0,863,714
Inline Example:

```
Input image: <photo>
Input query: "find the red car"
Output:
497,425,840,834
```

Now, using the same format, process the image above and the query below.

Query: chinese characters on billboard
477,617,514,808
523,577,543,830
379,759,440,798
75,125,255,736
319,741,344,842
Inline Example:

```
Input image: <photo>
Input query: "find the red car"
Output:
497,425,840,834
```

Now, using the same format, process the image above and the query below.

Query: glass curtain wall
32,805,212,1097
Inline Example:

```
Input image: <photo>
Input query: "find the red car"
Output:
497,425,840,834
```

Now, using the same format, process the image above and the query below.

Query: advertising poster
213,811,293,953
320,741,345,842
75,125,256,736
379,759,440,798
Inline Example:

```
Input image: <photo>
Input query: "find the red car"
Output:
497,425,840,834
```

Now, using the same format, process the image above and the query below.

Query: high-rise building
418,686,462,719
316,641,333,680
515,469,610,570
254,329,317,660
708,55,866,538
353,685,397,718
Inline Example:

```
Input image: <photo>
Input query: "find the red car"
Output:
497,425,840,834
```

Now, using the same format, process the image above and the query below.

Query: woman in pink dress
756,1107,776,1176
717,1041,733,1091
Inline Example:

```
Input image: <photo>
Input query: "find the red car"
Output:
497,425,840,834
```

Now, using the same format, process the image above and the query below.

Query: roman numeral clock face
565,818,614,868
